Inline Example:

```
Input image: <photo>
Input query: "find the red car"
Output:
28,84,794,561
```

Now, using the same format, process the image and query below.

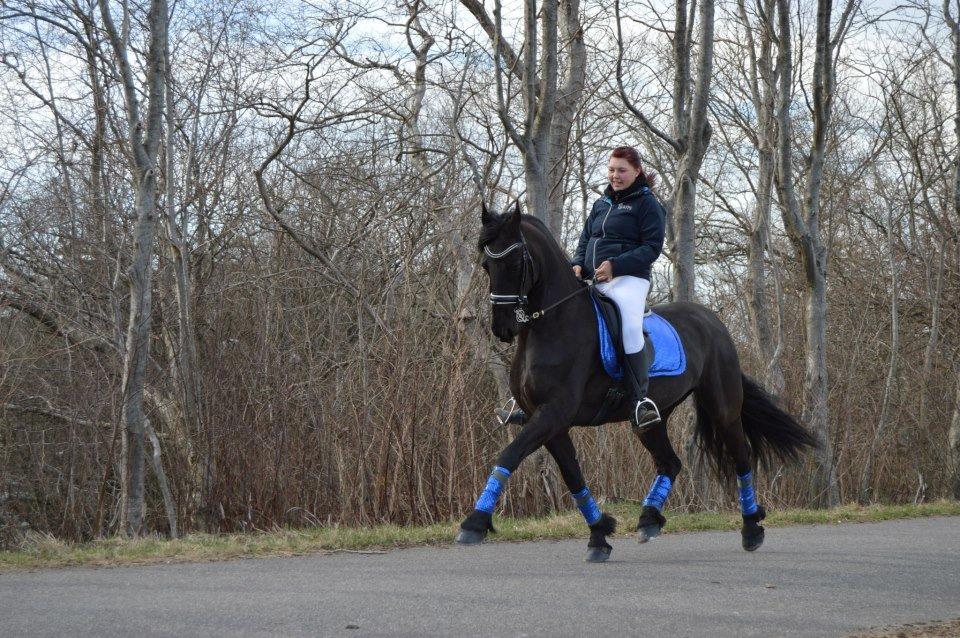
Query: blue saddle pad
590,299,686,380
643,312,686,377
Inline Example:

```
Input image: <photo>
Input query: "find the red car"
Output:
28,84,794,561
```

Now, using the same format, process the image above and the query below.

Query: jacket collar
604,178,648,203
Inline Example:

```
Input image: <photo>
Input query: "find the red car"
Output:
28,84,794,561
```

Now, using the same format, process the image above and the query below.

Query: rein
483,234,592,323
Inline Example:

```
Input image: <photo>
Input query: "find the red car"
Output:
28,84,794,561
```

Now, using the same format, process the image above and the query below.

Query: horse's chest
513,358,570,407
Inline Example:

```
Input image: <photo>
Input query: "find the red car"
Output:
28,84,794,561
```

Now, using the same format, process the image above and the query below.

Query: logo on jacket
617,203,631,210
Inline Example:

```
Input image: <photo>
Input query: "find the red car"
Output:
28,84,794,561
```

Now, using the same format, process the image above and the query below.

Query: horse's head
478,201,533,343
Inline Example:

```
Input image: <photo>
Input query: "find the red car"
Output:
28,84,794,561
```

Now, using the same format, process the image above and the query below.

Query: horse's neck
522,255,594,345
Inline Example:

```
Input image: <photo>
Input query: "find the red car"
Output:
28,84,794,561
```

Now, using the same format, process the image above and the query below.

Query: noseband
484,234,533,323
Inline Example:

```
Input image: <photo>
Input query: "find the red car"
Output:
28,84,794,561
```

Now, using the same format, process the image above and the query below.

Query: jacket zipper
592,199,615,272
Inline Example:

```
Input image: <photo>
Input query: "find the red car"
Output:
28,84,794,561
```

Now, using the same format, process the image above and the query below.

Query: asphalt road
2,516,958,637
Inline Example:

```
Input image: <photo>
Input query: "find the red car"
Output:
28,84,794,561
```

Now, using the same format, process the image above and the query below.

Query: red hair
610,146,656,187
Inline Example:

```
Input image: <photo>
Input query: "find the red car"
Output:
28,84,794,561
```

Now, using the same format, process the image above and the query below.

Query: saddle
589,287,655,379
587,287,655,426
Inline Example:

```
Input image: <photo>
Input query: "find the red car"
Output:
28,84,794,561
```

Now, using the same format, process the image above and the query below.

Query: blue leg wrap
642,474,673,511
475,466,511,514
737,470,759,516
572,487,602,525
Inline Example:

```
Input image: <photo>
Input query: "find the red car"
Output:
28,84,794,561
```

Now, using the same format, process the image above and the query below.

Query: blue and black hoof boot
637,505,666,543
586,513,617,563
741,505,766,552
456,509,495,545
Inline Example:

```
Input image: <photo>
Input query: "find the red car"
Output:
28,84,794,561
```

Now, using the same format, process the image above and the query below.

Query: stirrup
495,397,527,426
631,398,661,430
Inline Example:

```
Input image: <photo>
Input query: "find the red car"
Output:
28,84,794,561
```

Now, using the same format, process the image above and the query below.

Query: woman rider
571,145,666,430
496,146,666,430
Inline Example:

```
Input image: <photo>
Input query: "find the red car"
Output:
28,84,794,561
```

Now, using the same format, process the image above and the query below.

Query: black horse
457,204,817,561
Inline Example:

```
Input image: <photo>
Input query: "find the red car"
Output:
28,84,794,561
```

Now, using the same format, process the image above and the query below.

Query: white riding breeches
595,275,650,355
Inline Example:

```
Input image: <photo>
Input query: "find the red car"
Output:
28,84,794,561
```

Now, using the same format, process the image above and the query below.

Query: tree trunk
670,157,699,302
668,0,715,303
99,0,169,536
950,373,960,500
945,0,960,501
120,174,161,536
803,270,838,507
746,154,785,394
545,0,586,235
774,0,842,508
145,419,178,538
467,0,583,237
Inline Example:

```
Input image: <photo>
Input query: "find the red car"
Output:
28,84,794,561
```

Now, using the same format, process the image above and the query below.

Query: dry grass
848,618,960,637
1,500,958,572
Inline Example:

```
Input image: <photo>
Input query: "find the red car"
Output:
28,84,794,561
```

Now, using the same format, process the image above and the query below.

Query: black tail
739,375,818,467
693,374,818,478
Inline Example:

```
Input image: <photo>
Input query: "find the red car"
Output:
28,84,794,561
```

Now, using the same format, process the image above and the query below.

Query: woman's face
608,157,641,191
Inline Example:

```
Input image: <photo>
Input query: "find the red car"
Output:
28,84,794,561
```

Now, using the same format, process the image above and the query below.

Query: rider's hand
594,260,613,282
572,265,582,279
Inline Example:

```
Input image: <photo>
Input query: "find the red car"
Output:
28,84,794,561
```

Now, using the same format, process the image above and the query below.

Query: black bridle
484,232,534,323
483,231,591,324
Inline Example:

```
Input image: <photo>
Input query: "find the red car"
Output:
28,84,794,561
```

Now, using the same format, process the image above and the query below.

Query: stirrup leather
632,397,661,428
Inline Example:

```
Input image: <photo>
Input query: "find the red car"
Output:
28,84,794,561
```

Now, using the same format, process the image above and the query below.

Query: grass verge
2,500,958,572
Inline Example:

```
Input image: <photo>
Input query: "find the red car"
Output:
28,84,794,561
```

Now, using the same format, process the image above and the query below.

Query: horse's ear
505,200,522,235
480,201,496,226
507,201,522,229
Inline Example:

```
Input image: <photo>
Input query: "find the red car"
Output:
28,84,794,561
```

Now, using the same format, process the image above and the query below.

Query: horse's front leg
455,400,572,545
543,430,618,562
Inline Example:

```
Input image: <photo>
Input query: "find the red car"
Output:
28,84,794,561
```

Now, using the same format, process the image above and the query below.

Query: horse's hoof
741,505,766,552
455,528,487,545
637,523,661,543
585,546,611,563
636,505,666,543
742,526,764,552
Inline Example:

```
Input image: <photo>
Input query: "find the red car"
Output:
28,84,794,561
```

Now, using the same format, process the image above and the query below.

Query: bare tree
736,0,785,392
615,0,715,301
945,0,960,499
773,0,858,507
459,0,585,235
97,0,171,536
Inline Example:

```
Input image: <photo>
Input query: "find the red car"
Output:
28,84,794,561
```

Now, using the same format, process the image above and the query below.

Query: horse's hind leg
713,414,766,551
544,431,617,563
633,418,683,543
697,375,767,551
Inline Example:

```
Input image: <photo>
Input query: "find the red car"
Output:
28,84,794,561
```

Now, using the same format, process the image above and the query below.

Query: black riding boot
624,348,661,430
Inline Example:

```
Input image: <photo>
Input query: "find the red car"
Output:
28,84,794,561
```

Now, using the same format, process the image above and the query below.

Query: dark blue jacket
571,180,666,281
